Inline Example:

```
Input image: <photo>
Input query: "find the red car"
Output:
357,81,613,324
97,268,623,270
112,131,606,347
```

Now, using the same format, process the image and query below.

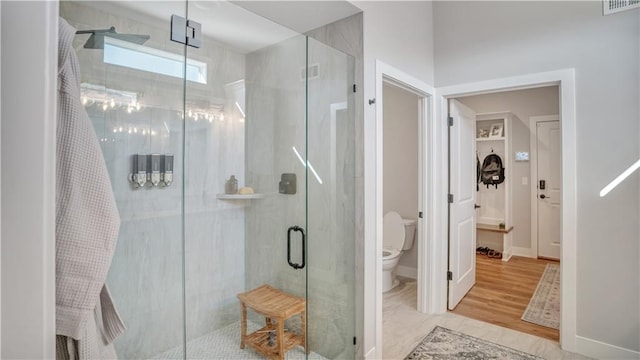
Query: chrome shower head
76,26,150,49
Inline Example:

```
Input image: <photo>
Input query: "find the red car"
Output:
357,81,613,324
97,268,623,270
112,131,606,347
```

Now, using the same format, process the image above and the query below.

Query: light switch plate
515,152,529,161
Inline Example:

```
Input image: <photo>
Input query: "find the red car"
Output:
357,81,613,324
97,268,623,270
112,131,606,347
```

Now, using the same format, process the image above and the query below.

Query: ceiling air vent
603,0,640,15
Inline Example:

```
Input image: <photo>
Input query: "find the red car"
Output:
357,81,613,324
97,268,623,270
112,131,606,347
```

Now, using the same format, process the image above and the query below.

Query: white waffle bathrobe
56,17,126,359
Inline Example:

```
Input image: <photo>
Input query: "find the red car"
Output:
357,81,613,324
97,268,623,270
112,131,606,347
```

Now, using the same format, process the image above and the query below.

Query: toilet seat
383,211,405,250
382,248,401,260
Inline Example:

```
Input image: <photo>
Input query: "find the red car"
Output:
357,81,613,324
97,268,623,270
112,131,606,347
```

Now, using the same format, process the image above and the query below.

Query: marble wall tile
245,36,308,307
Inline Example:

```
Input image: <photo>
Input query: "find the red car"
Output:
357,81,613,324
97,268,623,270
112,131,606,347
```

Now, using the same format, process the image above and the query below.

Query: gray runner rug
521,263,560,329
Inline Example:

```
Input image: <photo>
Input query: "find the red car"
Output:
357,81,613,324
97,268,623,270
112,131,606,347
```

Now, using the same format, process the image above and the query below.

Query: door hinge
353,84,357,93
353,336,357,345
447,271,453,281
170,15,202,48
448,194,454,203
418,211,423,219
448,116,454,126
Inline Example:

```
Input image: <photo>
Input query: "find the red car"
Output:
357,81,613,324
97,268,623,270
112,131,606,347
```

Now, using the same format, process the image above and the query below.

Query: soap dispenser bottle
225,175,238,194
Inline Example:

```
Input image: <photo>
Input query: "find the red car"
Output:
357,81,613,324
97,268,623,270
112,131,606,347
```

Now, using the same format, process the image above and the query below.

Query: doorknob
474,204,481,209
539,194,549,199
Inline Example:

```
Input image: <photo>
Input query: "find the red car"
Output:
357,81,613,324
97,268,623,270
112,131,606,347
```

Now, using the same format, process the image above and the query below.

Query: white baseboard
511,246,535,258
364,346,376,360
575,335,640,359
397,265,417,279
501,249,513,262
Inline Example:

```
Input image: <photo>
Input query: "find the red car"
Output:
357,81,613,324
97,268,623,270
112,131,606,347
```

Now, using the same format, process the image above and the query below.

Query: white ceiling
106,0,361,53
231,1,361,35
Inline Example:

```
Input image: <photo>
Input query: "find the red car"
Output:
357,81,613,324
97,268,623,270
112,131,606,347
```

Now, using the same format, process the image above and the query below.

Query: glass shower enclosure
60,1,355,359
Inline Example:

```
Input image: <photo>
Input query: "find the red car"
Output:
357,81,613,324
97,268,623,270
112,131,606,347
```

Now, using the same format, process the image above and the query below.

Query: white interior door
536,120,561,259
448,99,476,310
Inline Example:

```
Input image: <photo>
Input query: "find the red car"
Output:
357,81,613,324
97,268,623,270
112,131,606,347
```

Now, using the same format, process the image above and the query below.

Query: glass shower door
242,32,310,356
182,2,356,358
183,2,357,358
306,37,356,359
59,1,189,358
183,2,310,358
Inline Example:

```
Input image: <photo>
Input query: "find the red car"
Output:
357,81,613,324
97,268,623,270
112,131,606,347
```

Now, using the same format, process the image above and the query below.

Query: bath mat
405,326,543,360
521,263,560,329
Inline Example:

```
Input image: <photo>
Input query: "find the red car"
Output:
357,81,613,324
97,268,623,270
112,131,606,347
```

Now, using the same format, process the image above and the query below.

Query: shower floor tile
153,321,328,360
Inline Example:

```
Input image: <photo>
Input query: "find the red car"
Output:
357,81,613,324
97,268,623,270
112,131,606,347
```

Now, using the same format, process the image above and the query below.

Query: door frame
529,115,561,259
434,69,577,352
373,60,435,359
1,1,58,357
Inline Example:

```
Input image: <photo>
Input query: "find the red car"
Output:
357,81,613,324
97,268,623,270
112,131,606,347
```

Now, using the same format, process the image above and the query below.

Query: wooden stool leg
240,303,247,349
277,317,285,360
301,310,309,354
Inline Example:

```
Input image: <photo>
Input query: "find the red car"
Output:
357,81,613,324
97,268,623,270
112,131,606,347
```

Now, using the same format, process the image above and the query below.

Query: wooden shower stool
237,285,309,360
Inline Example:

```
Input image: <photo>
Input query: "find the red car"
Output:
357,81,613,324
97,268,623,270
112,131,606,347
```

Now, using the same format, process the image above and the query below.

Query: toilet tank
401,218,416,250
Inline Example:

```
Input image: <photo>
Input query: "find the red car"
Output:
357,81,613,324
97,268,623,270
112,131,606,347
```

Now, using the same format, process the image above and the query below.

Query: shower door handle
287,226,306,270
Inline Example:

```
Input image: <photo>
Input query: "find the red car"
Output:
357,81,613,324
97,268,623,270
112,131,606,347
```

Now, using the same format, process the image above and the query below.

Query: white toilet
382,211,417,292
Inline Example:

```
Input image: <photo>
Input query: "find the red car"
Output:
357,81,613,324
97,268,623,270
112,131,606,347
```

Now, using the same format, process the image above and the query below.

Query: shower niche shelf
216,193,265,200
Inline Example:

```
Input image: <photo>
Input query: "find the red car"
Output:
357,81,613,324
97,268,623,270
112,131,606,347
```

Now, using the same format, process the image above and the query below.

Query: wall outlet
522,176,528,185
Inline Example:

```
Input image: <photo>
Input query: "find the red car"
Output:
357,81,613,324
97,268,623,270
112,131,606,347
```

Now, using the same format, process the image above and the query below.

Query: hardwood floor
449,254,560,341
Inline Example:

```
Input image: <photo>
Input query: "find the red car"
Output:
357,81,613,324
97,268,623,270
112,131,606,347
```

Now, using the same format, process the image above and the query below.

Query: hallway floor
450,254,559,341
382,277,590,359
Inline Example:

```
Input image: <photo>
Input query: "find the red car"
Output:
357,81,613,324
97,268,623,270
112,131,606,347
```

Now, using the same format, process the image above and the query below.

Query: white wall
357,2,434,86
383,83,420,270
435,1,639,353
1,1,57,358
352,1,435,357
0,2,3,354
459,86,560,250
